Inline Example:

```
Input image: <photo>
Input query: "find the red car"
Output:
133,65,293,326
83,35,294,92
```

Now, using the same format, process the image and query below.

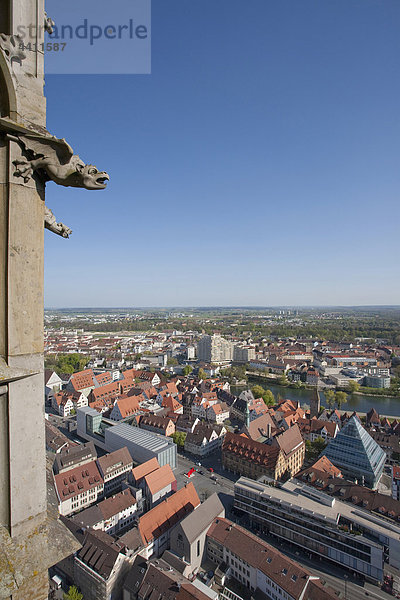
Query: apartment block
197,334,233,363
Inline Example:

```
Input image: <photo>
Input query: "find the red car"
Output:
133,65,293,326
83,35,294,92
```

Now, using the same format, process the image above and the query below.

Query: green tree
45,353,88,375
292,381,303,389
182,365,193,376
312,436,327,455
167,357,178,366
172,431,186,447
63,586,83,600
324,389,335,409
221,365,248,384
335,391,347,410
251,385,265,399
262,389,275,406
348,380,360,394
198,368,207,380
305,437,327,462
304,439,314,461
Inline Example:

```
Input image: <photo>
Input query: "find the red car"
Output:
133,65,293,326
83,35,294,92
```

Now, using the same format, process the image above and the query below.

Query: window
197,540,201,557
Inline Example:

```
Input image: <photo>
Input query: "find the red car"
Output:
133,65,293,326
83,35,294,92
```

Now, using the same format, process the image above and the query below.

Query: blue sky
44,0,400,307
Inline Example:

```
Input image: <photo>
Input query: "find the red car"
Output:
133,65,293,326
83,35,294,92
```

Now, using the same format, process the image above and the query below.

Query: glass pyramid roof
321,416,386,487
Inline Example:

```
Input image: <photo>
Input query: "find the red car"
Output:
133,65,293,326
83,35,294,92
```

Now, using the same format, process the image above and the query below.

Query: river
231,377,400,417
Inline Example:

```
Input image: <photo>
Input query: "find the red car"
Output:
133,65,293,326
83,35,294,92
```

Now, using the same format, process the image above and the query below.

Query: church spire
244,399,250,428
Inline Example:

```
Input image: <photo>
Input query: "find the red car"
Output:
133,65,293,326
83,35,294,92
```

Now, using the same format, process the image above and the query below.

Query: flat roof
106,422,172,453
235,477,400,545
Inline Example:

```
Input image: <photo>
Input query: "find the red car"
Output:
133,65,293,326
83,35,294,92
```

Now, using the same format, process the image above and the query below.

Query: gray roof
54,441,97,472
97,446,132,475
77,529,124,580
72,504,103,528
161,550,191,575
175,493,224,543
106,422,174,452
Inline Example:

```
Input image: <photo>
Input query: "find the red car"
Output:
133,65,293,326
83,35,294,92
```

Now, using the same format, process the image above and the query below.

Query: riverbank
245,371,400,400
232,377,400,418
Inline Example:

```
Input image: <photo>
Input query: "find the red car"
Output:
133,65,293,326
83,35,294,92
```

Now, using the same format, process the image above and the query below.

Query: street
174,452,235,511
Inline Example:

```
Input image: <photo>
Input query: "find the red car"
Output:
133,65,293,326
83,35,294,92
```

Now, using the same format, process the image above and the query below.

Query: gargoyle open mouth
96,174,110,187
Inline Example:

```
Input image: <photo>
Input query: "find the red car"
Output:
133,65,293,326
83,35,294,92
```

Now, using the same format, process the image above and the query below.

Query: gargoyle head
76,163,109,190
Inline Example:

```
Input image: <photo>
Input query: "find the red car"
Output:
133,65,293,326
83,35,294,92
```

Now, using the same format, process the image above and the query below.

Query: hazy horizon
45,305,400,310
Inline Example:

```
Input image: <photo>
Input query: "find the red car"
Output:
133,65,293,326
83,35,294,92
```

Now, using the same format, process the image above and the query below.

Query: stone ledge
0,455,81,599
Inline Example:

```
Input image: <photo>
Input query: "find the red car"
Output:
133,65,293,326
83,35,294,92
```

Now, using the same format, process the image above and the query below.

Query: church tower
0,3,107,597
244,399,250,428
310,385,321,419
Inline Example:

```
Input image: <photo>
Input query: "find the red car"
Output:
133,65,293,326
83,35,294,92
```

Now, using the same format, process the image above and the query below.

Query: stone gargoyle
7,131,109,238
10,132,109,190
44,205,72,238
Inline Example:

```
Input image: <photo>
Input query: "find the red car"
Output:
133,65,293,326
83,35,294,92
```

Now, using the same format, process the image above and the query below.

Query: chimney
267,423,271,438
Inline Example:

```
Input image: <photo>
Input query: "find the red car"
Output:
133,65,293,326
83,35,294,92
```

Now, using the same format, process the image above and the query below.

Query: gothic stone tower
310,386,321,419
0,3,108,598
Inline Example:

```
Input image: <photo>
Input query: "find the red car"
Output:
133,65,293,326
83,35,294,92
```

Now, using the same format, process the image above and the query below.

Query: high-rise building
197,334,233,363
233,345,256,363
322,416,386,489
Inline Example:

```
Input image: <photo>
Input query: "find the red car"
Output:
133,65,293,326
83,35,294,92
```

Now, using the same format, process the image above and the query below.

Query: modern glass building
321,416,386,489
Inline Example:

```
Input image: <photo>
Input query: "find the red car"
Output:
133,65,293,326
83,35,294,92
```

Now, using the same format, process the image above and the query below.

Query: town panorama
43,305,400,600
1,0,399,599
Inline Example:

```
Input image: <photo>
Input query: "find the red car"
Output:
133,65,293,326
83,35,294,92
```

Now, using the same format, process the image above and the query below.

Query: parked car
207,467,214,472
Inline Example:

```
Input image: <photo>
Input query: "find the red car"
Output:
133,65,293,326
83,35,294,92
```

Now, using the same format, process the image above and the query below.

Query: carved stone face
76,164,109,189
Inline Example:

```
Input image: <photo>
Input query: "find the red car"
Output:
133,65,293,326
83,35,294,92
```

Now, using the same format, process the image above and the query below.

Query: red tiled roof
138,483,200,544
114,395,140,418
95,372,112,386
300,456,343,479
162,396,183,412
53,390,79,407
131,457,160,484
54,460,103,501
139,414,173,432
97,489,136,520
70,369,95,391
223,432,280,468
207,518,318,600
97,447,132,475
144,464,176,495
90,381,120,401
